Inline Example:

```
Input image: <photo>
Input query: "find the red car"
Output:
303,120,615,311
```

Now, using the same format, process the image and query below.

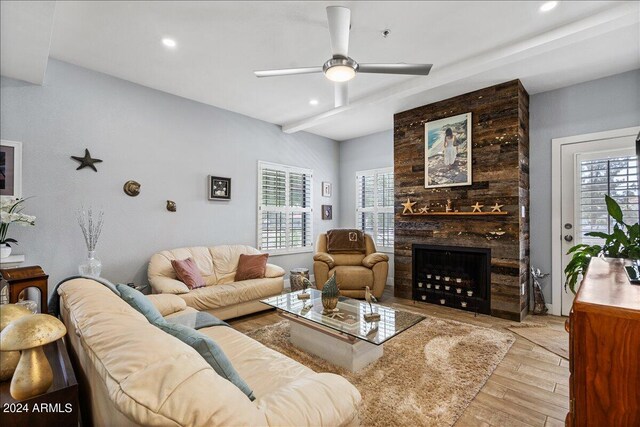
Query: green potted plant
565,195,640,294
0,198,36,258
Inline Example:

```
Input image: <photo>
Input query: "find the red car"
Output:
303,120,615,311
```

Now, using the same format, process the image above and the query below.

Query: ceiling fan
254,6,433,108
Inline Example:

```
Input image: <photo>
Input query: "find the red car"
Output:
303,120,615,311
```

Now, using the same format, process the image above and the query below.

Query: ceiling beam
281,2,640,134
0,1,56,85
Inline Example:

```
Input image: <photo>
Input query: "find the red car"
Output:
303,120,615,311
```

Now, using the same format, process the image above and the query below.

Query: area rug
507,323,569,359
247,316,514,427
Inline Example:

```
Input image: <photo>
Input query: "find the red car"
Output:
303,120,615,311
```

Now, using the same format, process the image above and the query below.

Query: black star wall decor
71,149,102,172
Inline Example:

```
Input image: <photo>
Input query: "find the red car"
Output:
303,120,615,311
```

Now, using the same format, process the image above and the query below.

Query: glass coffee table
261,289,425,372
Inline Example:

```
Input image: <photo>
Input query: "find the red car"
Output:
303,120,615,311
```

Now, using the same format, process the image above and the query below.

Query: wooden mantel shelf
402,211,509,216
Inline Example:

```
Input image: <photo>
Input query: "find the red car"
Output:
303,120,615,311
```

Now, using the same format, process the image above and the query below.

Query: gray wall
339,129,395,279
530,69,640,302
0,59,340,296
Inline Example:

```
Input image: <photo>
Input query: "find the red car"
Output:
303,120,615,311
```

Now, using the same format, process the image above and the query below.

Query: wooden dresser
566,257,640,426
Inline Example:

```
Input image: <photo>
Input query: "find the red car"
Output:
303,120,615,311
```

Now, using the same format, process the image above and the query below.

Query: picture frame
322,204,333,220
208,176,231,200
0,140,23,199
424,112,472,188
322,181,332,197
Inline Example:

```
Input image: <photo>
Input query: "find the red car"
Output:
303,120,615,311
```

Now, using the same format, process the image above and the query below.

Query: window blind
356,167,394,250
579,155,639,246
258,162,313,254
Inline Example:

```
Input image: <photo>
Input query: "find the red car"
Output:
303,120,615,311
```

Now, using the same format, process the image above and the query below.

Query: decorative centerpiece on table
77,207,104,277
297,277,312,300
321,274,343,318
364,286,381,322
0,198,36,258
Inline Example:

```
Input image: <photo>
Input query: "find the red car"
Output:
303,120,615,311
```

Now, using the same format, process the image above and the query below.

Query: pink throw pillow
235,254,269,282
171,258,206,290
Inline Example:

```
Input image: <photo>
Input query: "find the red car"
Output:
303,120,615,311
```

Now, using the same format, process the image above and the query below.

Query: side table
0,266,49,313
0,339,79,427
289,268,311,291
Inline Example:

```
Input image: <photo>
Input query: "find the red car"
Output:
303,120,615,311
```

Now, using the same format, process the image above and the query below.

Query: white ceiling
2,1,639,140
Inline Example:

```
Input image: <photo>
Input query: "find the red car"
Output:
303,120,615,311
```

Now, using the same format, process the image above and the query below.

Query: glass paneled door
560,137,638,315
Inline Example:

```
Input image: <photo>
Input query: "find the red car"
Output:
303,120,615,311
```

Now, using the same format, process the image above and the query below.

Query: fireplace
394,81,529,320
412,244,491,315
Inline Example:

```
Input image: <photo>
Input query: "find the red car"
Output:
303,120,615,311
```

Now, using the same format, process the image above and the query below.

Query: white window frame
355,167,394,253
257,161,313,255
574,151,638,247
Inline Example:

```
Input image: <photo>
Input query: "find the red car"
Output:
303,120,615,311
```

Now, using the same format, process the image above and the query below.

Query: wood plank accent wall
393,80,530,321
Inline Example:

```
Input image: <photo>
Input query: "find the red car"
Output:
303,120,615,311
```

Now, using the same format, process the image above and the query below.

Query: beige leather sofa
313,233,389,299
148,245,284,320
57,278,361,427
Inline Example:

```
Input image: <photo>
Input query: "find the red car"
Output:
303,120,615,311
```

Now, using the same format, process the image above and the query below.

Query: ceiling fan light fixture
325,66,356,82
323,57,357,82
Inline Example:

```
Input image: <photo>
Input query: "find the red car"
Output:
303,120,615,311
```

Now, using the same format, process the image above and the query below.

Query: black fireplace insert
412,244,491,315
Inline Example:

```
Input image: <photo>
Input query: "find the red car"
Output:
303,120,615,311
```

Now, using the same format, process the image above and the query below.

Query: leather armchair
313,233,389,299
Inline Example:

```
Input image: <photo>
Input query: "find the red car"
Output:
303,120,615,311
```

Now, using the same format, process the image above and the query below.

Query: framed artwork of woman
424,112,472,189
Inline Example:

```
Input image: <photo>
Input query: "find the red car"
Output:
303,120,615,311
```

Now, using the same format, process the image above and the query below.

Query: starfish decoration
402,198,416,214
491,202,504,212
418,205,429,214
71,149,102,172
323,308,344,319
471,202,484,212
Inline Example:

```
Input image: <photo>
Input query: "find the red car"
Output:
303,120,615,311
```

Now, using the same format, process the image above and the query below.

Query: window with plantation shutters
578,155,639,246
258,162,313,254
356,167,394,251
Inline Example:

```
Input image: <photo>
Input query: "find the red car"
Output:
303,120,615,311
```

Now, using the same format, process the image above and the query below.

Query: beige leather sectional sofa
58,278,361,426
148,245,284,320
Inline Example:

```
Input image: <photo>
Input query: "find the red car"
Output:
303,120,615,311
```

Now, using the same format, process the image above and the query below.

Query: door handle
564,235,573,242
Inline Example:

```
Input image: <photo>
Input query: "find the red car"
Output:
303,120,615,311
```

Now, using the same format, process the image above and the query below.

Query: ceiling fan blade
254,67,323,78
334,82,348,108
357,63,433,76
326,6,350,57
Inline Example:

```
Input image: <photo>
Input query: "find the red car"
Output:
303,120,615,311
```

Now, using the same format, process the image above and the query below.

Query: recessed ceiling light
539,1,558,12
162,38,177,48
309,99,319,106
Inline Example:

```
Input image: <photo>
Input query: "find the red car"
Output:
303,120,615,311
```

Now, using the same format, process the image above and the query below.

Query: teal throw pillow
156,321,255,401
116,283,254,400
116,283,163,323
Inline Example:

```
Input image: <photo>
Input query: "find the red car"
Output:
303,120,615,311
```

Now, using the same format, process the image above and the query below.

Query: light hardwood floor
228,288,569,427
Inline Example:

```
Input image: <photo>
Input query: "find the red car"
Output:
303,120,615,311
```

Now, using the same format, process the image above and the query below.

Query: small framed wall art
322,204,333,220
208,176,231,200
0,140,23,198
322,181,332,197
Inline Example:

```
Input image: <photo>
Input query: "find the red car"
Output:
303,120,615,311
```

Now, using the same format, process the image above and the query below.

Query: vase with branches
77,207,104,277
